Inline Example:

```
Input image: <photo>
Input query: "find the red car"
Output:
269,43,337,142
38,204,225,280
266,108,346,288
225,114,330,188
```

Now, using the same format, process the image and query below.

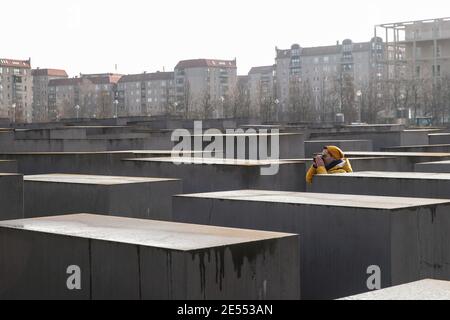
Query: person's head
321,146,345,166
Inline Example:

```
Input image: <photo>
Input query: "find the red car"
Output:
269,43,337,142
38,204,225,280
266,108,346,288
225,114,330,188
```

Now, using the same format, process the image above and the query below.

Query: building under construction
375,17,450,123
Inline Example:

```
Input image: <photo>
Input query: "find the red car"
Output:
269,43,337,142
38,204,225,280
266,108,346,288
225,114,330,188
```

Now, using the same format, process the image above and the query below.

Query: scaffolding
375,17,450,83
374,17,450,121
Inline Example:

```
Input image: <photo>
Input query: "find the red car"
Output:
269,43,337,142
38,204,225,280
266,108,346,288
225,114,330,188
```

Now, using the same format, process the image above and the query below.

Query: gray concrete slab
383,144,450,153
307,171,450,200
0,151,202,175
122,157,306,193
305,140,373,158
177,132,305,159
345,152,450,171
172,190,450,300
340,279,450,300
308,129,432,151
0,174,24,220
24,174,182,220
415,160,450,173
429,133,450,145
0,214,300,300
0,160,18,173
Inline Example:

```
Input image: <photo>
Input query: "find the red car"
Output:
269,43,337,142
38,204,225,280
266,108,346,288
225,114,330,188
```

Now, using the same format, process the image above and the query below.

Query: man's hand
314,155,325,168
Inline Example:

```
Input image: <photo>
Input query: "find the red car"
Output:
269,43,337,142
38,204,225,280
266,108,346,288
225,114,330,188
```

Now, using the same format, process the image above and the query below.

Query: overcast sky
1,0,448,76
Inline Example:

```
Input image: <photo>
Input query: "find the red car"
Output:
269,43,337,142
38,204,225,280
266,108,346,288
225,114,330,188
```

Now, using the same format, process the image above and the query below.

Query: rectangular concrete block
346,152,450,172
308,171,450,200
172,190,450,300
24,174,182,221
0,174,24,220
0,160,18,173
122,157,306,193
429,133,450,145
0,214,300,300
341,279,450,300
177,132,305,160
415,161,450,173
383,144,450,153
305,140,373,158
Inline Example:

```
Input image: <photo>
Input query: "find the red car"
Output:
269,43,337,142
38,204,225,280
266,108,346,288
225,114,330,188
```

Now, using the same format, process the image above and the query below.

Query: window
291,58,300,67
416,66,421,78
432,65,441,77
415,47,422,58
324,56,329,63
436,46,441,58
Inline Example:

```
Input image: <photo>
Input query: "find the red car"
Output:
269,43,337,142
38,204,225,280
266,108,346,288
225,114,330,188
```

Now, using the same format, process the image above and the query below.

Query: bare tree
289,78,315,123
340,74,357,123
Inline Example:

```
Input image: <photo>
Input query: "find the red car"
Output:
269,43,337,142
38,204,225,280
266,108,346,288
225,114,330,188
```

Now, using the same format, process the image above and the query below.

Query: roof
0,58,31,68
118,72,174,83
87,74,122,85
175,59,237,69
48,78,83,87
276,41,373,58
248,65,275,75
32,69,68,77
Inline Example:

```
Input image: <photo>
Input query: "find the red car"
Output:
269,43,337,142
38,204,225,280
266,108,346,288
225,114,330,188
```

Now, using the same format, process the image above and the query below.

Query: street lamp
75,105,80,119
11,103,16,124
113,100,119,118
356,90,362,123
220,96,225,118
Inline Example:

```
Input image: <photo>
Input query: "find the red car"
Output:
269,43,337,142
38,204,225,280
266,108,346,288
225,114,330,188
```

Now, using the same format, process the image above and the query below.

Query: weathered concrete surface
429,133,450,145
24,174,182,220
305,140,373,158
0,174,24,220
340,279,450,300
122,157,306,193
415,161,450,173
0,160,18,173
172,190,450,300
176,132,305,159
307,171,450,200
0,151,202,175
383,144,450,153
0,214,300,300
345,152,450,172
308,128,433,151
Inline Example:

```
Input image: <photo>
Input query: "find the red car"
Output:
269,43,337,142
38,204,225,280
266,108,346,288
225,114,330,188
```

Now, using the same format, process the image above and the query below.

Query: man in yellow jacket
306,145,353,184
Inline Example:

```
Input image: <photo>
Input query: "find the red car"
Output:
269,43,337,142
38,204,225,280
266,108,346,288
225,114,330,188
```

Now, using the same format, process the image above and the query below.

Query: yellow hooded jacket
306,146,353,184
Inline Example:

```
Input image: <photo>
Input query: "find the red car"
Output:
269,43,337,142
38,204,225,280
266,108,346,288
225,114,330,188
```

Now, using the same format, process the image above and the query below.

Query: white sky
1,0,448,76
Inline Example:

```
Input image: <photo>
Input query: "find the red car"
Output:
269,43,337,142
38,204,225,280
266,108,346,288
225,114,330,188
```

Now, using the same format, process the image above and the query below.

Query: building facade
0,58,33,123
247,65,276,118
32,68,68,122
117,72,174,116
48,73,121,120
174,59,237,118
275,38,385,122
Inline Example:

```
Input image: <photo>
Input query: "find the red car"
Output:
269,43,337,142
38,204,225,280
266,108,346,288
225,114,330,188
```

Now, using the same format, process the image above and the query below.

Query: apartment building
117,72,174,116
275,37,385,120
48,73,121,120
0,58,33,123
32,68,68,122
247,65,276,117
174,59,237,118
